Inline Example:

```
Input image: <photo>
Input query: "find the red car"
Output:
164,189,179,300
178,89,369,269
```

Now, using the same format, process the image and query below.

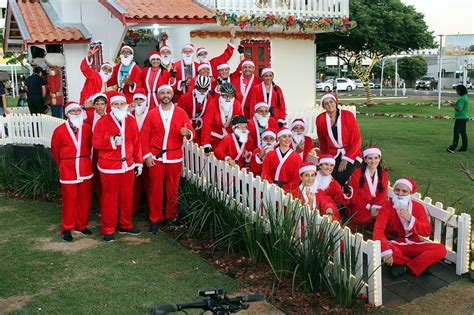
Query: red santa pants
133,168,150,214
347,205,375,231
61,179,92,232
92,163,102,203
99,170,135,235
148,161,182,223
391,242,447,276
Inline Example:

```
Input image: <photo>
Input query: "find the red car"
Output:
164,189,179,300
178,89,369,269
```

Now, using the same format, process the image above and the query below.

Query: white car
316,79,333,92
316,78,357,92
452,81,472,89
354,79,375,89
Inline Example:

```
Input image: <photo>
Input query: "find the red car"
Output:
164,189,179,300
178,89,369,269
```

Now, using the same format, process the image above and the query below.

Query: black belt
274,180,287,188
59,155,90,161
153,146,182,159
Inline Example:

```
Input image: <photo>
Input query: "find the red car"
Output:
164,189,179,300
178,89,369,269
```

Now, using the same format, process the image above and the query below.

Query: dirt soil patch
120,236,151,245
0,206,16,213
36,237,98,252
0,289,50,314
229,290,284,315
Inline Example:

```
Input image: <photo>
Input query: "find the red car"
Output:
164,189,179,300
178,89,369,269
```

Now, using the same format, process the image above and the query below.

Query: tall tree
397,56,428,82
317,0,435,106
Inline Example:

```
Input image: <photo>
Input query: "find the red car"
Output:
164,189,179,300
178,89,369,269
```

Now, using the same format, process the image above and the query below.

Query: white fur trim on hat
261,68,273,76
196,47,208,55
394,179,413,192
277,128,292,138
93,93,107,101
182,44,194,51
149,53,161,61
160,45,171,52
121,45,134,54
217,63,230,70
133,93,147,100
261,130,276,138
363,147,382,158
319,157,335,165
299,164,317,174
242,60,255,67
157,85,173,93
65,102,81,114
290,119,305,130
101,62,113,70
254,102,269,111
320,93,337,105
110,95,127,104
197,63,211,72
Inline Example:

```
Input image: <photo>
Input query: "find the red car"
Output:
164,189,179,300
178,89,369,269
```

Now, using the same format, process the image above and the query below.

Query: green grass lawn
0,198,238,314
353,101,459,117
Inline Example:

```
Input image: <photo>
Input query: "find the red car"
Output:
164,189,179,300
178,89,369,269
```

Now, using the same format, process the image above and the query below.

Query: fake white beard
197,55,209,63
255,113,270,127
111,106,128,122
194,90,208,103
182,53,194,65
68,114,84,129
234,129,249,144
263,141,277,152
120,54,133,66
219,97,232,114
316,172,332,191
99,70,112,83
161,55,171,66
392,194,411,210
292,132,305,145
135,103,147,115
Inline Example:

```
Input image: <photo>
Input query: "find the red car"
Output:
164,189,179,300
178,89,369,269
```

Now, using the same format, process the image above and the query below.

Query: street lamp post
437,35,443,110
379,58,385,97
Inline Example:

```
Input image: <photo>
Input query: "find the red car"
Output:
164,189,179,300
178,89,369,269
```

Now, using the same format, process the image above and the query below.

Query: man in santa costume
107,45,142,104
262,128,302,193
44,52,65,118
187,63,217,92
201,83,243,152
80,46,114,106
51,101,93,242
172,44,199,101
247,102,279,149
141,85,195,233
178,75,213,146
195,29,236,78
316,92,362,186
141,51,176,110
231,59,262,118
214,115,256,168
159,45,173,71
374,178,447,277
249,68,286,127
92,91,143,242
290,118,318,163
315,154,353,205
250,128,277,176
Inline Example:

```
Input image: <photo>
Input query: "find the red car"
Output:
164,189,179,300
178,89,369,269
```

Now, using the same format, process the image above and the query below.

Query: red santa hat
320,92,338,106
121,45,134,54
149,51,161,61
261,128,277,139
290,118,305,130
92,93,108,103
393,178,417,193
318,154,335,165
261,68,273,76
197,63,211,72
217,63,230,70
363,146,382,158
109,90,127,104
182,44,195,52
64,101,81,115
196,47,208,55
100,62,114,71
160,45,172,53
277,127,292,138
133,88,147,101
254,102,269,112
242,59,255,67
157,85,173,93
299,163,317,175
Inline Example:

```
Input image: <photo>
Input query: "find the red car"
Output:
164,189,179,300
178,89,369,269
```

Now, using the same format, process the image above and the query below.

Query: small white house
3,0,352,112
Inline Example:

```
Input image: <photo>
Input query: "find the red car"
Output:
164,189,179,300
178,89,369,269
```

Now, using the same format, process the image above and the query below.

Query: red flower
239,21,248,28
359,293,368,300
315,292,321,298
267,14,276,21
288,16,296,25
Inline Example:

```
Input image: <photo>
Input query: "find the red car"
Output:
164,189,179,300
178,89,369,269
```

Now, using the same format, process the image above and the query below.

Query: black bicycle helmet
220,82,236,95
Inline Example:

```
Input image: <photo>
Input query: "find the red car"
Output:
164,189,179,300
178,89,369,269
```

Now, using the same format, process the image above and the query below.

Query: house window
240,40,271,74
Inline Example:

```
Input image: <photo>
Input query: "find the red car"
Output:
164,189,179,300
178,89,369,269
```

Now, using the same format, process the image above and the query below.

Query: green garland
215,10,356,33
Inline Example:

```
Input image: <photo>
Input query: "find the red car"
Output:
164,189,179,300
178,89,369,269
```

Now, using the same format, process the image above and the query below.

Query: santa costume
195,43,235,78
45,53,65,118
373,178,447,277
79,54,113,105
51,102,93,241
141,51,176,110
250,128,277,176
290,118,316,163
187,63,218,92
315,154,352,205
231,59,262,118
247,102,279,149
172,44,199,101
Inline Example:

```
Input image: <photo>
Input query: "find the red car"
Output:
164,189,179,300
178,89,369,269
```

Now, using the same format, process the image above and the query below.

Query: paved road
320,88,459,98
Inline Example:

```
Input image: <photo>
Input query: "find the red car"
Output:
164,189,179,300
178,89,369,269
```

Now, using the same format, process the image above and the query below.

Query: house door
240,40,271,75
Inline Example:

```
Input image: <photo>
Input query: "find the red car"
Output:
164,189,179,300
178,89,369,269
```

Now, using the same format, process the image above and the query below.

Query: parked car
316,79,333,92
452,81,472,89
415,76,438,90
354,79,375,89
317,78,356,92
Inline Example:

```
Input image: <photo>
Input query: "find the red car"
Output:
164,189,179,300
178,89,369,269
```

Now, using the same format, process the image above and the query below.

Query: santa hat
290,118,305,130
100,62,114,70
261,128,277,139
318,154,335,165
320,92,338,106
242,59,255,67
197,63,211,72
299,163,317,175
44,53,65,68
231,115,247,126
64,101,81,115
393,178,417,193
254,102,269,112
149,51,161,61
109,91,127,104
157,85,173,93
261,68,273,76
133,88,147,101
363,146,382,158
121,45,134,54
217,63,230,70
92,93,108,103
160,45,172,53
182,44,195,52
277,127,292,138
196,47,208,55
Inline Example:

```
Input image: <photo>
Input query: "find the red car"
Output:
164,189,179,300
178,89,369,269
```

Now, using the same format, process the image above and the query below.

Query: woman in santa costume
316,92,362,186
141,51,176,110
262,128,302,193
290,118,318,163
249,68,286,126
51,102,93,242
247,102,279,149
141,85,195,234
201,83,243,152
214,115,256,168
346,146,389,231
250,128,277,176
315,154,353,206
107,45,142,104
231,59,262,119
374,178,447,277
92,91,143,242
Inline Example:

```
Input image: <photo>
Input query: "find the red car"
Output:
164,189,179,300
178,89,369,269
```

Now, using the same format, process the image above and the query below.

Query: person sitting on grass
447,84,469,153
373,178,447,278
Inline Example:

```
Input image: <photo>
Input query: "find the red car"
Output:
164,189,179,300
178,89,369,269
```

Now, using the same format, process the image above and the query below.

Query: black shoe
171,219,184,227
74,228,92,236
421,266,433,275
458,148,467,152
446,148,455,154
119,227,141,236
103,234,115,242
149,223,158,235
390,265,407,278
62,230,73,242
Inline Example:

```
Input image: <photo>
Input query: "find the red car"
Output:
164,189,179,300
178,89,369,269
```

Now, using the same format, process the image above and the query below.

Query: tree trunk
350,53,380,107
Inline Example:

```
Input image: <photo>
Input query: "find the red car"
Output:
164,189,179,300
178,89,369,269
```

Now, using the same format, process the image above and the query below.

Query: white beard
120,54,133,67
182,53,194,65
219,97,232,115
135,104,147,115
392,194,411,210
316,172,332,191
263,141,276,152
255,113,270,127
292,132,305,145
112,106,128,122
100,70,112,83
197,55,209,63
234,129,249,144
194,90,207,103
161,55,171,66
68,114,84,129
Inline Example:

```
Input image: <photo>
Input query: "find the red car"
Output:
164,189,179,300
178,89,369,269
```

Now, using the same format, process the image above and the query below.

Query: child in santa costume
172,44,199,102
347,147,388,231
262,128,302,193
201,83,243,152
107,45,142,104
92,91,143,242
249,68,286,126
214,115,256,169
316,92,362,186
231,59,262,119
80,46,113,105
290,118,318,163
141,85,195,234
374,178,447,277
315,154,353,206
250,128,277,176
51,102,93,242
141,51,176,110
247,102,279,149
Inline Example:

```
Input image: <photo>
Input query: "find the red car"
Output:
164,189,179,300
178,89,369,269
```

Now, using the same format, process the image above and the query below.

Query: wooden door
240,40,271,75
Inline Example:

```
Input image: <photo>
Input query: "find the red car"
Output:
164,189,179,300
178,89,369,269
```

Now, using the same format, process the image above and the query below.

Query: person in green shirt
447,84,469,153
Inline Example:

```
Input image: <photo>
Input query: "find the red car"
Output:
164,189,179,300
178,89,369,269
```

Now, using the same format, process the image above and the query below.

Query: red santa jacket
85,109,105,132
188,75,218,93
201,97,243,149
172,60,199,96
291,185,340,220
348,167,389,212
247,116,279,149
80,57,106,105
374,200,434,257
92,114,143,173
108,62,142,104
208,43,235,78
262,148,302,193
134,105,151,133
316,109,362,164
51,122,93,184
291,136,315,162
47,69,63,106
141,67,175,110
316,172,352,205
231,67,262,118
214,133,256,168
249,82,286,124
140,105,195,164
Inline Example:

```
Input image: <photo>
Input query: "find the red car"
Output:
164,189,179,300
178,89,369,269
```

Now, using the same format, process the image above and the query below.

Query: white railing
196,0,349,18
9,107,30,115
